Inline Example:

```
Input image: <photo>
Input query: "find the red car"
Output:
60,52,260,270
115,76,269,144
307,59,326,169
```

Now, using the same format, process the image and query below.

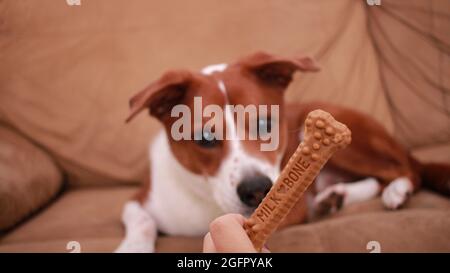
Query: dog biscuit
243,109,351,251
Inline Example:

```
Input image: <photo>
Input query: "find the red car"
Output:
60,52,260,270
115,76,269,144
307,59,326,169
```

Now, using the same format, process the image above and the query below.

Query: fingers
208,214,257,253
202,232,216,253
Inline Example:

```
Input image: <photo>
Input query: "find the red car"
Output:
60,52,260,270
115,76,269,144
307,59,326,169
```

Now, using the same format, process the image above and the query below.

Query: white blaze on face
200,65,281,214
201,63,228,75
218,80,226,94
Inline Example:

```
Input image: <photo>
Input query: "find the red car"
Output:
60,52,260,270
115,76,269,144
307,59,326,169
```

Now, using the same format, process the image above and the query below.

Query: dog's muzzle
237,175,272,207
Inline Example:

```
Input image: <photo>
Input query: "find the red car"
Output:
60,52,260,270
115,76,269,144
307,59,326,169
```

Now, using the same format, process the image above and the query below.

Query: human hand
203,213,270,253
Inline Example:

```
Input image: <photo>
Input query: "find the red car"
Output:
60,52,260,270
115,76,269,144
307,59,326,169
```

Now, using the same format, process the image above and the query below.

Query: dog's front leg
115,201,157,253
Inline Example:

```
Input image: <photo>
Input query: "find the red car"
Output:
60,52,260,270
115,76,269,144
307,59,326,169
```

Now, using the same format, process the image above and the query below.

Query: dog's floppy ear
240,51,320,88
126,70,192,123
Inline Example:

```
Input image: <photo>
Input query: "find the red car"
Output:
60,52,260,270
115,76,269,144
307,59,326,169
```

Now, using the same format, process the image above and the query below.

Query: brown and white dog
117,52,450,252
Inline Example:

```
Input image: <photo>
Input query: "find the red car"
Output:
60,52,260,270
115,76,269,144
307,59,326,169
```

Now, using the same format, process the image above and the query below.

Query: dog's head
127,51,319,215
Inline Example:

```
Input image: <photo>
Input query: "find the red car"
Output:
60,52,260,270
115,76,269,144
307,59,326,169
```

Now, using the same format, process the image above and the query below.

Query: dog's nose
237,175,273,207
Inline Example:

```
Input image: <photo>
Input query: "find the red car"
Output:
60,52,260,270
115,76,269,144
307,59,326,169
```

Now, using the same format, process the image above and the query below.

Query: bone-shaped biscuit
243,109,352,251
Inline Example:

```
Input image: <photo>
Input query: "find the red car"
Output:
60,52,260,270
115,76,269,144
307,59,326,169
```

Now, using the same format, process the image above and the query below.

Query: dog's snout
237,175,273,207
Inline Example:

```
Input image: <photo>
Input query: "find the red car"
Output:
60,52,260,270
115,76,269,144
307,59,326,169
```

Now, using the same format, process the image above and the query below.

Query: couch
0,0,449,252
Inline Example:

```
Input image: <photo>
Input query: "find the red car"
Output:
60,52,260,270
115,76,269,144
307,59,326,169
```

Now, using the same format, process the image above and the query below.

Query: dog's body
116,52,450,252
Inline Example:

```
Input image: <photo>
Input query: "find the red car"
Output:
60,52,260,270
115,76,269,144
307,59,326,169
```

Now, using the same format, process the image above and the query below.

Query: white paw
115,218,157,253
116,201,157,253
382,177,412,210
314,183,346,215
115,240,155,253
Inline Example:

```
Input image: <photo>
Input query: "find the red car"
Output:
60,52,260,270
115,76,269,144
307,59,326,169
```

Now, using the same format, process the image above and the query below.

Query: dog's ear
126,70,192,123
240,51,320,89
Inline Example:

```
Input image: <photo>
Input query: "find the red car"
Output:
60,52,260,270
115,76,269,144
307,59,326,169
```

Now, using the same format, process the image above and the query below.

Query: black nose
237,175,273,207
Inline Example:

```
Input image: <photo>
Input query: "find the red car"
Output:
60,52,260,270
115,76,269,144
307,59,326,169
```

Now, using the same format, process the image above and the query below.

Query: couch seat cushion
0,187,448,252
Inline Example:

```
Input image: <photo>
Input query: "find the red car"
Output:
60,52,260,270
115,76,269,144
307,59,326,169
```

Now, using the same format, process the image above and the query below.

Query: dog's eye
194,130,219,148
257,117,272,136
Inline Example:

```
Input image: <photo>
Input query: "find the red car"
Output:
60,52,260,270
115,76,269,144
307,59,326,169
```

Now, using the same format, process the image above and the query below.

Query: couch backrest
0,0,448,186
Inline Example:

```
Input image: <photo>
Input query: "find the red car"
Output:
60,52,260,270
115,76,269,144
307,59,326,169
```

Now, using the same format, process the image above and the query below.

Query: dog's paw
313,183,346,216
381,177,412,210
115,240,155,253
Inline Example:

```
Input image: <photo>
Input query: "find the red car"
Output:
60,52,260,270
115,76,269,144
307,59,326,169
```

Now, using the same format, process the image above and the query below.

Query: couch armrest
0,124,63,231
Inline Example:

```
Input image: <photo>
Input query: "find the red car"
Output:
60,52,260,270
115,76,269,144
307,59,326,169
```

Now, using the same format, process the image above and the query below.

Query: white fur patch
218,80,226,94
382,177,413,209
343,177,380,205
146,132,223,236
115,201,157,253
314,177,380,208
201,63,228,75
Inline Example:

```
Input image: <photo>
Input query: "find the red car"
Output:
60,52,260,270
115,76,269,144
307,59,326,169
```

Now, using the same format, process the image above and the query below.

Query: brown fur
283,102,420,189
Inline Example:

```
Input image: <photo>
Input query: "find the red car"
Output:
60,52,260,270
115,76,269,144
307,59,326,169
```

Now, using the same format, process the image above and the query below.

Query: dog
116,51,450,252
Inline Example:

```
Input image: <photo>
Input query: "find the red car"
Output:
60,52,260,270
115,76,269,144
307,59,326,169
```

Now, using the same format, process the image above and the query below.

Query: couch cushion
0,236,203,253
0,186,203,252
0,186,135,245
412,142,450,164
269,209,450,253
0,186,448,252
322,190,450,220
0,0,393,186
367,0,450,148
0,124,62,230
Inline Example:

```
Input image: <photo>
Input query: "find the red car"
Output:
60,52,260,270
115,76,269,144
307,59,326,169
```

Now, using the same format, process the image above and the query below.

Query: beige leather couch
0,0,449,252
